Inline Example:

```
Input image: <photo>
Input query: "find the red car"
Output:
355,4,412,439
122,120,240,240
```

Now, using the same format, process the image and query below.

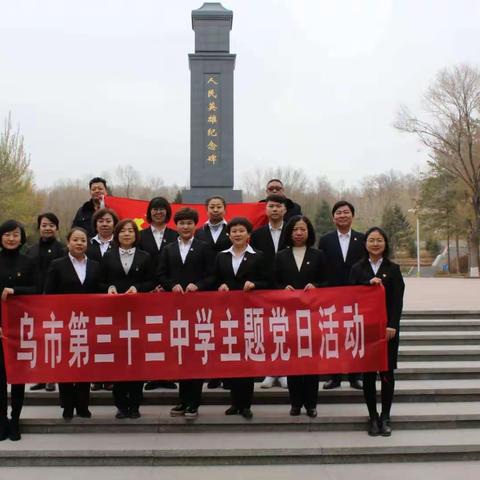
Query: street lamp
408,207,421,277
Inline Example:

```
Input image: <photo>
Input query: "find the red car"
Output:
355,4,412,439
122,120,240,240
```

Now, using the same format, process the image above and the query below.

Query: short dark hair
37,212,59,230
265,194,287,205
266,179,284,187
205,195,227,207
364,226,390,259
331,200,355,217
146,197,172,223
113,219,140,247
227,217,253,234
67,227,88,242
92,208,119,233
284,215,316,247
174,207,199,224
89,177,107,189
0,219,27,246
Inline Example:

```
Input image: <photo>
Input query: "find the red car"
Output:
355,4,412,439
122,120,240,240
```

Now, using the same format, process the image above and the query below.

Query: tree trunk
446,231,451,274
469,195,480,277
455,233,460,274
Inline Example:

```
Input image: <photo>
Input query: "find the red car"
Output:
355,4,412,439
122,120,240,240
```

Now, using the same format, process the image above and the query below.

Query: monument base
182,188,243,203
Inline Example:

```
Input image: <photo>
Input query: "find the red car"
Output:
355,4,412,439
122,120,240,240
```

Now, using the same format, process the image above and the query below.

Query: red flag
104,195,267,230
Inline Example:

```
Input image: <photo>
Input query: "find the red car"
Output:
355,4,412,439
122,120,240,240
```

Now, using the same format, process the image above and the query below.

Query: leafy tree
381,204,414,256
0,113,37,228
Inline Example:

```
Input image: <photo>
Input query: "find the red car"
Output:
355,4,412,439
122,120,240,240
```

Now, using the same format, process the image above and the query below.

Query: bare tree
115,165,141,198
395,64,480,276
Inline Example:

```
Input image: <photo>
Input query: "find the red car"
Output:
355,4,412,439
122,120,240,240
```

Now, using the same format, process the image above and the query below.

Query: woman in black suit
86,208,119,263
274,215,327,418
0,220,36,441
139,197,178,392
349,227,405,437
100,219,154,419
45,227,102,421
27,212,66,393
213,217,269,419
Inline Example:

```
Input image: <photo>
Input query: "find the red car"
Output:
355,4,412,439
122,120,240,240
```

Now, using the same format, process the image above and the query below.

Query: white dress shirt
337,230,351,262
222,244,256,275
92,235,113,257
68,253,87,284
207,220,227,244
269,223,284,253
292,246,307,271
119,247,136,274
369,257,383,275
151,226,165,250
178,237,194,264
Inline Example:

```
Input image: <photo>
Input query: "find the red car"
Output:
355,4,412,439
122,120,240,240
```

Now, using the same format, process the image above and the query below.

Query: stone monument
182,3,242,203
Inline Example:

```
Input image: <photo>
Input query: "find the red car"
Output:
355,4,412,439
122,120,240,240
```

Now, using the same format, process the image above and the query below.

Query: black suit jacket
86,238,114,263
139,226,178,267
250,224,287,266
99,247,155,293
156,238,215,291
274,247,328,289
44,256,101,294
27,239,66,292
318,229,365,286
213,248,270,291
195,223,232,253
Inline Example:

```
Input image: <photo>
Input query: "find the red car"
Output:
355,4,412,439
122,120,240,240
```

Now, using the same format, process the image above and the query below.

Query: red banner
104,195,268,230
1,286,387,384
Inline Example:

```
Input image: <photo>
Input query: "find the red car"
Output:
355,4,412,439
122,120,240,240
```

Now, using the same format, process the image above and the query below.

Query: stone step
402,311,480,320
396,361,480,380
14,403,480,434
401,331,480,345
399,345,480,362
1,429,479,465
402,320,480,331
19,380,480,405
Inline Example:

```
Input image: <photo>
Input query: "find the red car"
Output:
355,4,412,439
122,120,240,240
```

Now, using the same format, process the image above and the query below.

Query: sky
1,0,479,191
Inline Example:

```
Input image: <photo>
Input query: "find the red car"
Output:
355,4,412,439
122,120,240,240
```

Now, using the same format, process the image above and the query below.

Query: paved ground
404,278,480,311
2,463,480,480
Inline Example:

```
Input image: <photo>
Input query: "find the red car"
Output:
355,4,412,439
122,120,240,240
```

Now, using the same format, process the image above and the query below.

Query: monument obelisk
182,3,242,203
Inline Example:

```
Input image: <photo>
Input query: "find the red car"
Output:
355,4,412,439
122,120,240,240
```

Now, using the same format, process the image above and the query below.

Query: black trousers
59,382,90,413
228,377,254,410
178,379,203,409
363,370,395,418
328,372,361,383
113,382,144,411
287,375,319,409
0,342,24,420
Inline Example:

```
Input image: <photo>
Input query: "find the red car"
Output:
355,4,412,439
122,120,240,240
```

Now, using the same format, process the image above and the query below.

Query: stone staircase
2,310,480,466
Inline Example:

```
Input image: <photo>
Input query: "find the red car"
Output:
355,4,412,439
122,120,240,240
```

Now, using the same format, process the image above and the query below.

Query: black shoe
8,420,21,441
185,406,198,418
368,416,381,436
129,409,141,419
76,409,92,418
240,408,253,419
45,383,56,392
350,380,363,390
91,383,102,391
170,404,186,417
62,408,74,420
115,409,129,419
30,383,46,391
380,414,392,436
0,419,8,441
289,406,301,416
225,406,239,415
207,379,221,389
306,408,317,418
104,383,113,391
323,379,341,390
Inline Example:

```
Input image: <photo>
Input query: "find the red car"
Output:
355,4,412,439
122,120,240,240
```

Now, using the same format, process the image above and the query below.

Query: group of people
0,177,404,442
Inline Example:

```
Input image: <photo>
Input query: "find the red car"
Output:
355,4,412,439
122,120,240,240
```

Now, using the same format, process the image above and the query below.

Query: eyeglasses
151,208,166,212
267,186,283,192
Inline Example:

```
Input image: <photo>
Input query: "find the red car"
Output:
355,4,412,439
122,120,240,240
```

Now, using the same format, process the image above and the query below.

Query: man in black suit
259,179,302,223
318,200,365,390
195,196,232,253
250,194,288,389
71,177,108,238
156,208,215,418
